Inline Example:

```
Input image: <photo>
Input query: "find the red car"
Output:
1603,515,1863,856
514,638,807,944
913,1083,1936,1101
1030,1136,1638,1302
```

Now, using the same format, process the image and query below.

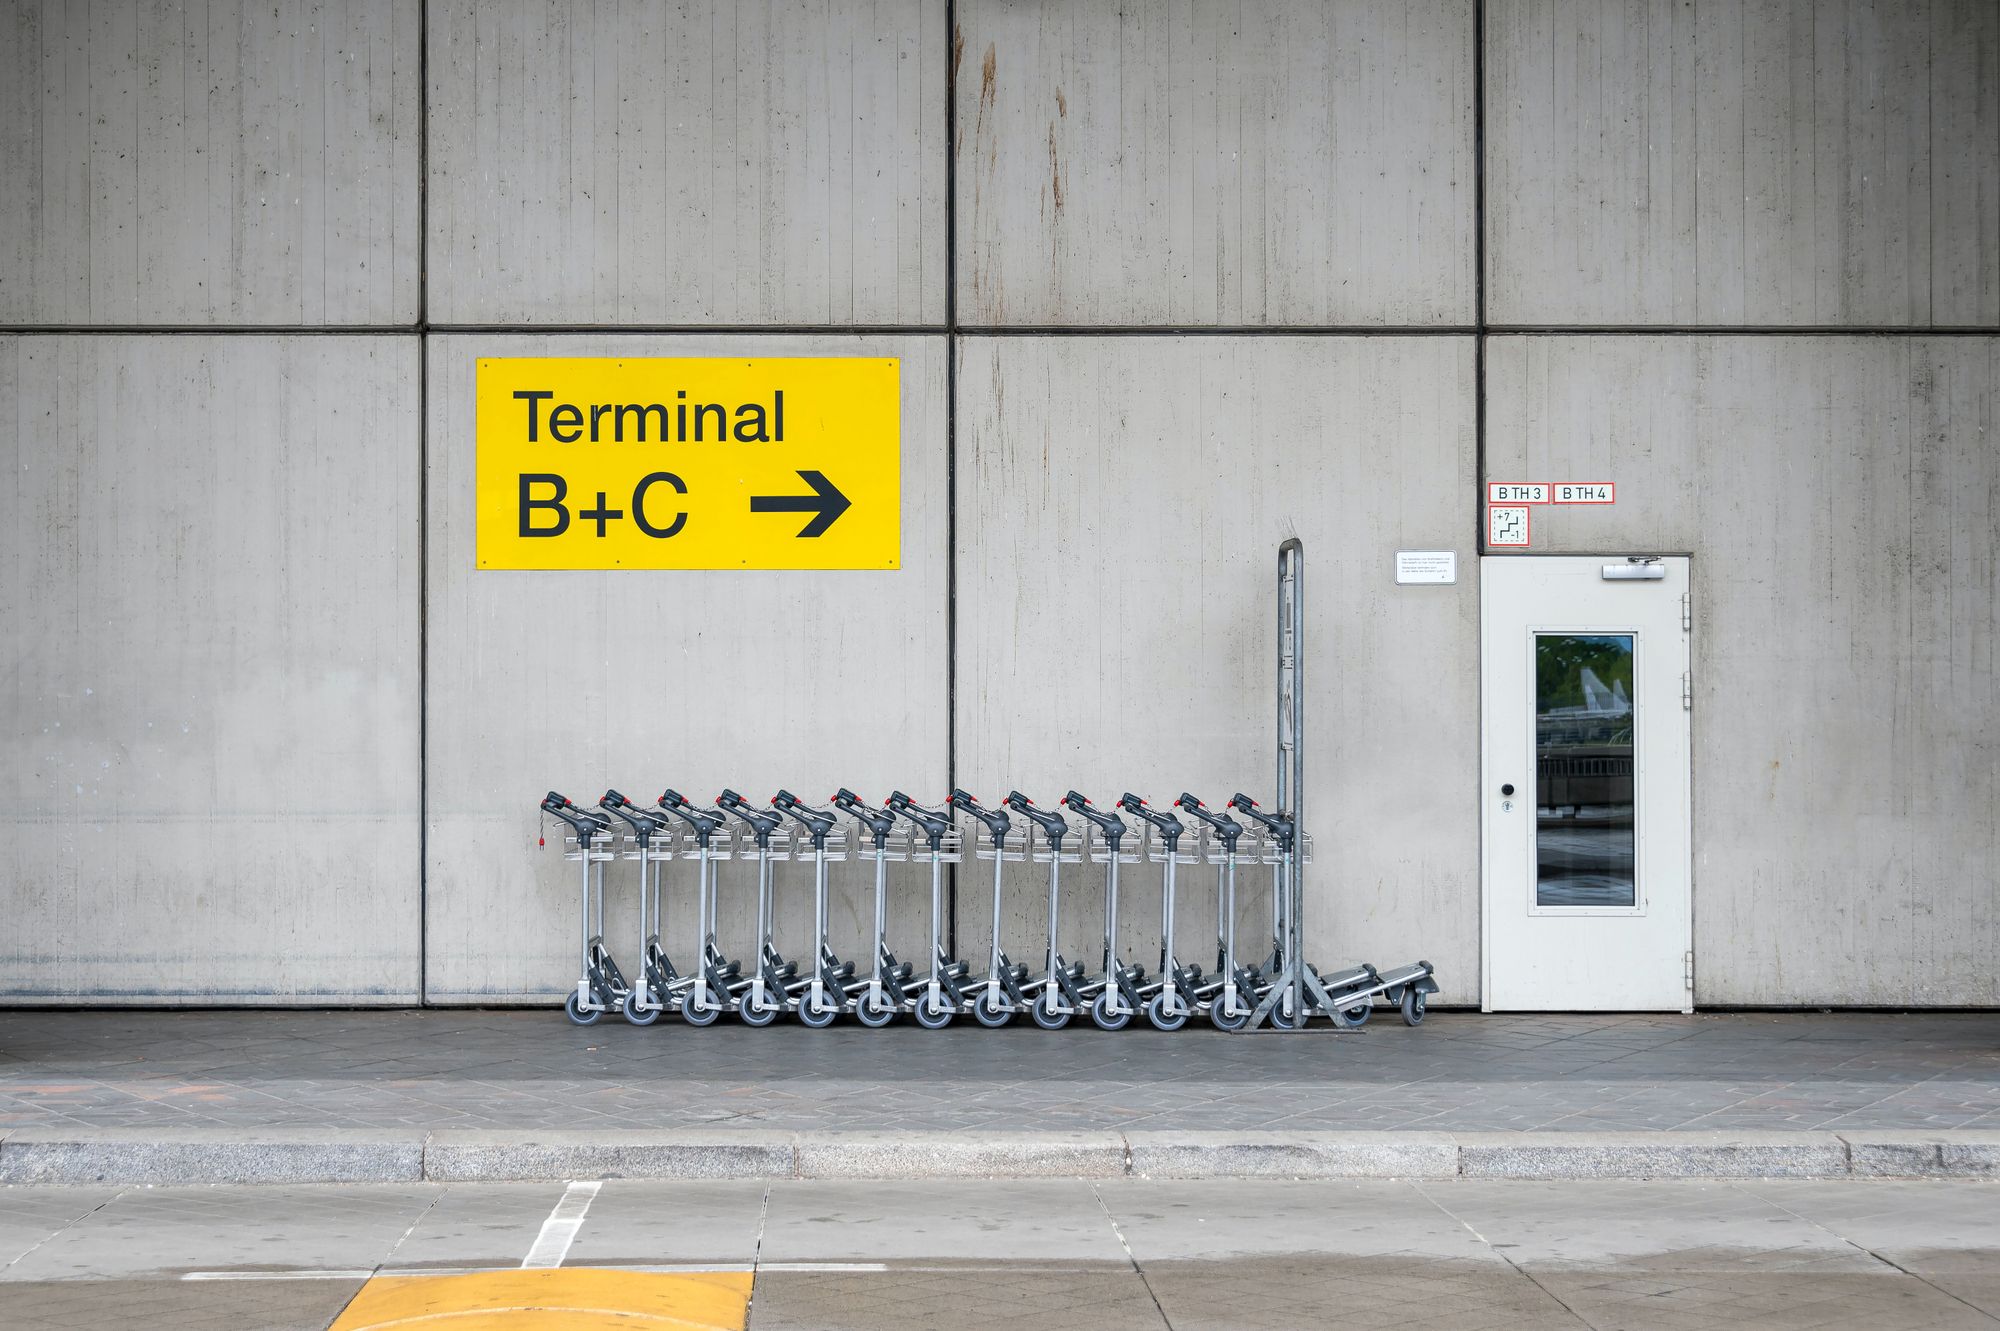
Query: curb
3,1128,1996,1186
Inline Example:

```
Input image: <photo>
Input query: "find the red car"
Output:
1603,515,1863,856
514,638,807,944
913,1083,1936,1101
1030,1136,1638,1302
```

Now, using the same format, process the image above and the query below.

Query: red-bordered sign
1487,505,1532,547
1486,481,1550,505
1551,482,1615,504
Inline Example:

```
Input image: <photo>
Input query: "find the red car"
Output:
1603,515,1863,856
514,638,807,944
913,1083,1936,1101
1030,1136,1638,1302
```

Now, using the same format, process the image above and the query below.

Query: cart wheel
855,992,898,1028
1269,997,1303,1031
1145,992,1189,1032
912,991,954,1029
1090,990,1132,1032
973,990,1014,1028
680,985,722,1027
797,992,840,1028
621,990,663,1027
1332,1001,1372,1029
1030,990,1072,1030
563,991,602,1027
1400,988,1427,1026
1208,1001,1250,1033
739,997,781,1027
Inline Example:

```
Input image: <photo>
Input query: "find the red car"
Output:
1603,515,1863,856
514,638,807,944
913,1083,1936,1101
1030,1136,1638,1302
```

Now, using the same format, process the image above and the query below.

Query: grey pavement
3,1010,1998,1183
4,1009,1997,1134
1,1176,1997,1329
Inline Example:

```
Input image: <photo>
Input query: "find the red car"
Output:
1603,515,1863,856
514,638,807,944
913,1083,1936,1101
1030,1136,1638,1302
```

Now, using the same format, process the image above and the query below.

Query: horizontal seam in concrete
5,325,1994,340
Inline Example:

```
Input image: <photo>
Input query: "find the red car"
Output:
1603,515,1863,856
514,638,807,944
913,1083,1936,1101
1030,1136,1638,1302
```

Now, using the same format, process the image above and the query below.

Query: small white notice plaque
1395,551,1457,585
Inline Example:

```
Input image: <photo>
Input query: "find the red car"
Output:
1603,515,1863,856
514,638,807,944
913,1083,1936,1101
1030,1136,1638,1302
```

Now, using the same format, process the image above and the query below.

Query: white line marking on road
522,1181,602,1269
183,1270,376,1281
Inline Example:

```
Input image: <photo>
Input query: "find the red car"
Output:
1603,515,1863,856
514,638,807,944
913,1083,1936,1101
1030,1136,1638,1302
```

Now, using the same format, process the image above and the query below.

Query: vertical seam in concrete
1472,0,1488,1012
1089,1183,1174,1330
944,0,960,956
1474,0,1487,551
416,0,431,1004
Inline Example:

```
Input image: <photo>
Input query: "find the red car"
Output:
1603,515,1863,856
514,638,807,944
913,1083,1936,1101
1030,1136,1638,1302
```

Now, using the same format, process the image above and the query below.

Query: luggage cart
772,791,856,1028
832,789,921,1027
541,791,626,1026
1175,794,1259,1031
659,789,757,1026
949,789,1034,1028
1004,792,1089,1030
1118,794,1197,1031
1061,792,1148,1031
599,789,685,1026
715,790,797,1025
885,791,968,1029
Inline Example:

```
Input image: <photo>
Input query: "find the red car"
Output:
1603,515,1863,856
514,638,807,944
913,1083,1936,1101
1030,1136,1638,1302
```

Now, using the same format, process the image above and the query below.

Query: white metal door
1481,556,1692,1012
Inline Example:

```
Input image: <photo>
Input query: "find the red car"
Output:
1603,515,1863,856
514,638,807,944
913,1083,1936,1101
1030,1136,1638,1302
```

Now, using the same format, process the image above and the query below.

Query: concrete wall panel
424,334,948,1002
1487,0,2000,327
957,336,1479,1004
426,0,947,327
956,0,1476,327
0,335,422,1002
1487,335,2000,1005
0,0,421,327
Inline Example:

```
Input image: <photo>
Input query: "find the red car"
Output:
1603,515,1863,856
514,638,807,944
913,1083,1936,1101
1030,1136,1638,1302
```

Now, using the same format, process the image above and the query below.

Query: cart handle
1175,793,1242,851
948,789,1010,848
1117,793,1183,852
600,789,670,840
832,789,897,848
772,790,836,849
658,789,725,845
541,791,610,843
1228,793,1294,851
1060,791,1126,850
715,789,781,846
1004,791,1069,849
886,791,953,850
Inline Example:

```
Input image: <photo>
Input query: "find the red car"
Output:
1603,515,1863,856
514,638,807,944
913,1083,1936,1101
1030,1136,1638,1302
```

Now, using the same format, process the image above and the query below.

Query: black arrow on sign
749,470,852,538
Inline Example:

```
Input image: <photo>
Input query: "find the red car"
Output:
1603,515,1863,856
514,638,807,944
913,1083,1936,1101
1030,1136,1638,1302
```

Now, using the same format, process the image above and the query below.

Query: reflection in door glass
1536,634,1636,907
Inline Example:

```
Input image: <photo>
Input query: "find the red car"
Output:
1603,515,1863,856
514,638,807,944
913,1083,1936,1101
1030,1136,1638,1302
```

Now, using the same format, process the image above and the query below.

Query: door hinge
1682,670,1693,711
1681,591,1692,633
1684,949,1696,993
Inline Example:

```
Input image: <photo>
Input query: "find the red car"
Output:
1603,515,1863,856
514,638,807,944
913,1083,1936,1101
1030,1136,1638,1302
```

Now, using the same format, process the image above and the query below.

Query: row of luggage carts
540,786,1436,1032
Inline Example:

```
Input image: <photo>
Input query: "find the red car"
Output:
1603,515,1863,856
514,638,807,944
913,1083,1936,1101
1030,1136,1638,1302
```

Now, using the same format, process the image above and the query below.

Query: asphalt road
3,1176,1997,1329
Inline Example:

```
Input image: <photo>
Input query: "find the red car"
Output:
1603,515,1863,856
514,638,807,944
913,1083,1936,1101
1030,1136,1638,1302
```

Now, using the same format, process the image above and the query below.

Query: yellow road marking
328,1268,753,1331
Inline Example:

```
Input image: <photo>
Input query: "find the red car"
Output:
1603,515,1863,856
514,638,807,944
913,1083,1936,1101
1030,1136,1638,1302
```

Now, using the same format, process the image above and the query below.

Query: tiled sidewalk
2,1009,1996,1135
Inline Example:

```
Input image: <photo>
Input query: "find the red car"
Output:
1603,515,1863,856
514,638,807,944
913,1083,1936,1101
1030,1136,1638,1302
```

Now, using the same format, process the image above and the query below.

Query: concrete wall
957,0,1476,326
0,0,421,326
1488,336,2000,1005
424,334,948,1001
426,0,947,326
1488,0,2000,327
957,336,1480,1002
0,335,422,1001
1,0,1995,1008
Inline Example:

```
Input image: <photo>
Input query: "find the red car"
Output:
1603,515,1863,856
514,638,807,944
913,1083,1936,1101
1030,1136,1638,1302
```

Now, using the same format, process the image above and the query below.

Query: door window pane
1535,633,1636,907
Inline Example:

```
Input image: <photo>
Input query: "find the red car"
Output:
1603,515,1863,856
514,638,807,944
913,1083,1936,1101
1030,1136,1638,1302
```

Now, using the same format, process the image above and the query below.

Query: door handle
1500,783,1515,797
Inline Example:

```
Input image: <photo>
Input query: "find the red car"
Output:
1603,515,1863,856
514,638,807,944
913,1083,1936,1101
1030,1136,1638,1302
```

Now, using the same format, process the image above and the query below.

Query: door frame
1479,553,1694,1013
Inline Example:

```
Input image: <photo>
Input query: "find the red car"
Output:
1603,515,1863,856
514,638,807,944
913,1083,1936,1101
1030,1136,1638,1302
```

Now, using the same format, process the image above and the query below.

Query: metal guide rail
538,787,1434,1031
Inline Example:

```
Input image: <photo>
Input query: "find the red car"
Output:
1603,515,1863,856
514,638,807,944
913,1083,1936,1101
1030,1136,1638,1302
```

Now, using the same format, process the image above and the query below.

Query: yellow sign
475,357,900,569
